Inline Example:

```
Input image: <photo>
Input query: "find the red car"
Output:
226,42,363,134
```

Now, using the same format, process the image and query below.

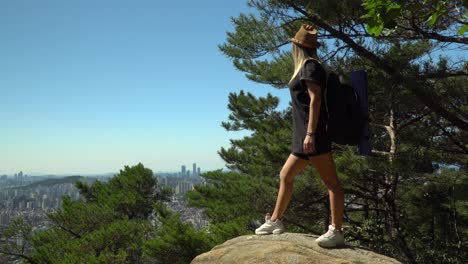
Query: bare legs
270,152,344,230
270,154,309,221
309,152,344,229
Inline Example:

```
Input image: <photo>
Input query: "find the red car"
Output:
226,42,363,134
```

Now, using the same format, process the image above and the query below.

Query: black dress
288,59,332,160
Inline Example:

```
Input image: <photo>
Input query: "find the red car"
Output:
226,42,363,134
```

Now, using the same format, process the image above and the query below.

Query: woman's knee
279,169,295,184
323,177,343,193
279,154,308,184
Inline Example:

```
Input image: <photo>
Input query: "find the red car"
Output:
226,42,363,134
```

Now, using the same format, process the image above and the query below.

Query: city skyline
1,162,209,176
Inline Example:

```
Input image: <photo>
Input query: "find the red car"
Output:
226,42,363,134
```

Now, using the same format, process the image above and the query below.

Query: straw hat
290,24,321,49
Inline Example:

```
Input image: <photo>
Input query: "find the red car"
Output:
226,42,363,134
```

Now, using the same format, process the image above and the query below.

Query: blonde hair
289,44,323,85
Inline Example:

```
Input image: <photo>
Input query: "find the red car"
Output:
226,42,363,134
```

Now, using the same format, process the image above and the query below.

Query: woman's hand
303,134,316,153
303,24,315,31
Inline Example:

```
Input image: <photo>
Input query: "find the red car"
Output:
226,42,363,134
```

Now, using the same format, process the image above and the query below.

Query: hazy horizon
1,167,219,177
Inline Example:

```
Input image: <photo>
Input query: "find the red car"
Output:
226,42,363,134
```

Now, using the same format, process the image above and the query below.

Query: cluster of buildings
0,164,209,233
156,163,210,231
162,195,209,230
0,175,85,229
0,173,87,263
180,162,201,178
156,162,205,198
0,171,29,186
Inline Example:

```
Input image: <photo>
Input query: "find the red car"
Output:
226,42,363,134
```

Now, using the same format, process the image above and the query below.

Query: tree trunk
385,96,416,263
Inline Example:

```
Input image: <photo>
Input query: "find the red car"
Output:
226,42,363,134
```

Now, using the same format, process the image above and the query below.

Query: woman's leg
309,151,344,229
270,153,309,221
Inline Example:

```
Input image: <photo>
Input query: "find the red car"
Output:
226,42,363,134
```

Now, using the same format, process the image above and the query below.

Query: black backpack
324,71,368,146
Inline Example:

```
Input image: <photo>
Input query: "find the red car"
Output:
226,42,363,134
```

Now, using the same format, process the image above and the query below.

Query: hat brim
290,38,321,48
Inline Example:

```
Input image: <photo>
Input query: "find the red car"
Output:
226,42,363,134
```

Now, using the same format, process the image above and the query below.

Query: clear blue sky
1,0,292,175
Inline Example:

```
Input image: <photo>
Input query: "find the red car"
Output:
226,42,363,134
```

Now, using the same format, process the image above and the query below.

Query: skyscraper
193,163,196,176
181,165,186,177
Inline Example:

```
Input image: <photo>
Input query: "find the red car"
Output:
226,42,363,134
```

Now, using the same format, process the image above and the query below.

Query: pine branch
422,70,468,79
411,20,468,44
434,123,468,154
371,149,392,156
397,108,433,131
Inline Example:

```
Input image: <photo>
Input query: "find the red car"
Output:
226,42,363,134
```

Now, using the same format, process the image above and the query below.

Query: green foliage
361,0,466,36
219,90,292,176
29,218,151,264
24,163,166,263
187,170,276,240
361,0,401,35
75,163,173,219
1,163,214,264
233,51,294,88
142,203,215,264
399,170,468,263
0,217,35,263
458,24,468,35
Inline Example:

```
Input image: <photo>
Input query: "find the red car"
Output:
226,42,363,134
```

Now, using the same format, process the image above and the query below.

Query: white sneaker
255,213,285,235
316,224,345,248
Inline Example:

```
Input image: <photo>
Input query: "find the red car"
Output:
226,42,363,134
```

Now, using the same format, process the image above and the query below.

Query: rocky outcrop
191,232,401,264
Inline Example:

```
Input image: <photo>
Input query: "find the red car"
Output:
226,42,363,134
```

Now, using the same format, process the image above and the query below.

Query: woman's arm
302,79,321,153
305,80,322,134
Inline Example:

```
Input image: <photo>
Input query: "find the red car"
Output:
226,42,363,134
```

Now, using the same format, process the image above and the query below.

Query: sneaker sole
317,241,345,248
255,229,284,235
272,229,284,234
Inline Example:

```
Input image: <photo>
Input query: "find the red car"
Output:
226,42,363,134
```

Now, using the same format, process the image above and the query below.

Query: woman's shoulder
303,59,324,72
301,59,326,80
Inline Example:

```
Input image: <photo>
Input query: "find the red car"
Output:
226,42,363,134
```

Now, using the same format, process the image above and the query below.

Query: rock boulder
191,232,401,264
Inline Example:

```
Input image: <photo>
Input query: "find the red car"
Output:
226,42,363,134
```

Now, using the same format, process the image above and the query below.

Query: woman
254,24,345,248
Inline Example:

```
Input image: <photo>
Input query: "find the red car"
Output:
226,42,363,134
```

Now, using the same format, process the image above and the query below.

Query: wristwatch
306,131,316,136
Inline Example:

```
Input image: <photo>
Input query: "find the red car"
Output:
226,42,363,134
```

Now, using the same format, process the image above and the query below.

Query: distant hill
14,176,96,189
